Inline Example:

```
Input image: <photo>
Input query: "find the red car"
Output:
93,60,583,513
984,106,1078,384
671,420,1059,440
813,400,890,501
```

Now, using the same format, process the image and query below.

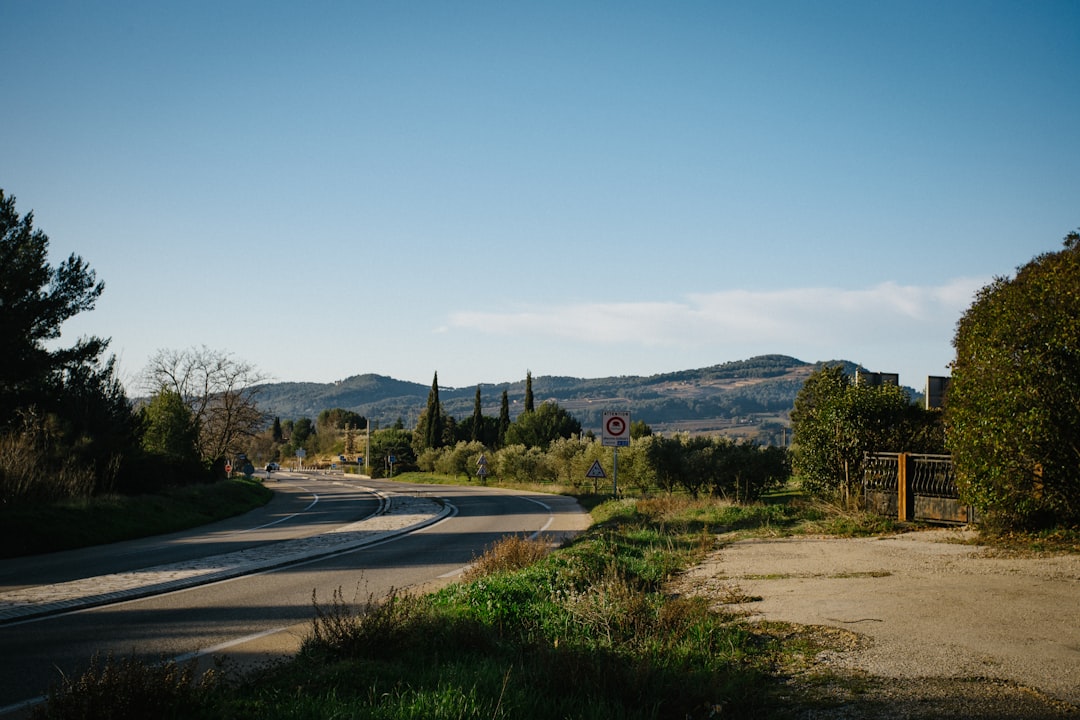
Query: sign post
601,411,631,497
585,459,606,493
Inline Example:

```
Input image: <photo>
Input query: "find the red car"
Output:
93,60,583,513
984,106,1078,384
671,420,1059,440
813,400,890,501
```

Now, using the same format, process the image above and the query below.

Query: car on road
265,462,280,471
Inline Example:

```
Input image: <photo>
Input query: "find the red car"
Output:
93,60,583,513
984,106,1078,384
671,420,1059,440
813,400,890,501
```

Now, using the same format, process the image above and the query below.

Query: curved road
0,473,590,714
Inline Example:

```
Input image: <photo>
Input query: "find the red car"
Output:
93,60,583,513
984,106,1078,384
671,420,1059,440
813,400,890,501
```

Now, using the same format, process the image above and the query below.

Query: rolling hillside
254,355,876,442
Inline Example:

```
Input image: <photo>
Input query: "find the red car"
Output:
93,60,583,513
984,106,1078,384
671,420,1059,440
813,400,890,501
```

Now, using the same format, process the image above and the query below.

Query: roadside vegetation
30,492,900,720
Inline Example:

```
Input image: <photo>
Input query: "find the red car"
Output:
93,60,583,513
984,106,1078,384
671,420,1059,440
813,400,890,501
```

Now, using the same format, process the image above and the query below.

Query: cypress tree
470,386,483,442
424,372,444,449
498,389,511,447
524,370,535,413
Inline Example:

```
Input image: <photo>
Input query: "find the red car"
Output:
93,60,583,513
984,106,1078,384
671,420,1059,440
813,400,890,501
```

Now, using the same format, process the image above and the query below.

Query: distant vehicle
265,462,280,472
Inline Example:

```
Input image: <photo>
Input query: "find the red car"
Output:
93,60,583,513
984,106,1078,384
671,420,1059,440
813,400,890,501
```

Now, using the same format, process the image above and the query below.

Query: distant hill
254,354,882,443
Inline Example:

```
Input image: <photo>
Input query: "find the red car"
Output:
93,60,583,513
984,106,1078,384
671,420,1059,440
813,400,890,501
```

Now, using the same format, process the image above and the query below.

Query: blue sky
4,1,1078,394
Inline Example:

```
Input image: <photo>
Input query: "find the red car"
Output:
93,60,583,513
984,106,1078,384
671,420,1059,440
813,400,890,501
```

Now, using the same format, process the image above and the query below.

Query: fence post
897,452,914,522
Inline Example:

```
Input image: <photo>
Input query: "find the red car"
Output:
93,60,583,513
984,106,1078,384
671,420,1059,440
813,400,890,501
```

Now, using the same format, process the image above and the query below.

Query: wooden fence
863,452,975,524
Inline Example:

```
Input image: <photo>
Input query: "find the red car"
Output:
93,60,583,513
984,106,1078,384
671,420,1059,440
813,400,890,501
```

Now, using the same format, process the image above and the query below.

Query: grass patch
0,478,273,558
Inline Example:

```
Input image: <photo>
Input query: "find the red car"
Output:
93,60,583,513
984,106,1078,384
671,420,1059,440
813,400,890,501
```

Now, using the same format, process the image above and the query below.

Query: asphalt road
0,475,590,714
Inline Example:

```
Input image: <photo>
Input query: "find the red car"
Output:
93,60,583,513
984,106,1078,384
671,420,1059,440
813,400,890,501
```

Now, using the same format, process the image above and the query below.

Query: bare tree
142,347,268,464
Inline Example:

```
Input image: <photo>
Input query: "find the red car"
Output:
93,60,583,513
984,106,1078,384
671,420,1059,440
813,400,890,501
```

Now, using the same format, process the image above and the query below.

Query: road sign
602,411,631,447
585,460,606,479
296,448,307,459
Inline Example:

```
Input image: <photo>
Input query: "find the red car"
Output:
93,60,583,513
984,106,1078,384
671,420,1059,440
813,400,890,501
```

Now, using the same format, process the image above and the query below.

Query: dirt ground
672,528,1080,718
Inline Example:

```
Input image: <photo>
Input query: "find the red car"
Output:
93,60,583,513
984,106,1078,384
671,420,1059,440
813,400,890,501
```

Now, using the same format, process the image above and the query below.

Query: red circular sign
605,415,626,436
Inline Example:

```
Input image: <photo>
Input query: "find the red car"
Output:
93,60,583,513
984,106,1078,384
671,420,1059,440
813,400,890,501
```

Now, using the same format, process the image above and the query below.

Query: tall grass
29,654,218,720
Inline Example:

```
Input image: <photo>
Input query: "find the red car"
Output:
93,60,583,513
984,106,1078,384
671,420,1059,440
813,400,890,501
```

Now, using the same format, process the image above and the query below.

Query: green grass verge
31,494,891,720
0,478,273,558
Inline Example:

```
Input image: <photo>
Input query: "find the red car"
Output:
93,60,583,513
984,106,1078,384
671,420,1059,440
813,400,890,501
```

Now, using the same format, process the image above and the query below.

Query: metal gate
864,453,974,524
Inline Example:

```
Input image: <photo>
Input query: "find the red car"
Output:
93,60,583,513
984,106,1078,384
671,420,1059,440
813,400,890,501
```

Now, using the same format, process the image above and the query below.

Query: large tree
791,365,916,500
946,231,1080,529
0,190,107,427
504,401,582,451
142,346,267,468
0,191,137,501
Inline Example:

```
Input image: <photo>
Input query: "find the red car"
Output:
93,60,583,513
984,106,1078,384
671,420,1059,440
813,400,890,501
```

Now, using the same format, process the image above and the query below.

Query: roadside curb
0,492,449,625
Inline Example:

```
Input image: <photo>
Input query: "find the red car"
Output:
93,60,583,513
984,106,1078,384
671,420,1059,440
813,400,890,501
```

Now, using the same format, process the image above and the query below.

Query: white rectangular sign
601,411,631,447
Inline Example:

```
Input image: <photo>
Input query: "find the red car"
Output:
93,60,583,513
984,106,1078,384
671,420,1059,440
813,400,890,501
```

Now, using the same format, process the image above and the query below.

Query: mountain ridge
254,354,875,442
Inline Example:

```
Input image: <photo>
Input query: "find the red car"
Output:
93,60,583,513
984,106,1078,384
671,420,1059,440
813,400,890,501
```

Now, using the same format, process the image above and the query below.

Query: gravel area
671,528,1080,718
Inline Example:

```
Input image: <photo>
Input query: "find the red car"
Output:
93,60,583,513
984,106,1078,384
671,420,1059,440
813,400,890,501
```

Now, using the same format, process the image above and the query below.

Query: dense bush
947,231,1080,530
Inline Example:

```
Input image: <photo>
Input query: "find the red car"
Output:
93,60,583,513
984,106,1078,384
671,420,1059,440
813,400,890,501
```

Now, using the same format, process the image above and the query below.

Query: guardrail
863,452,975,524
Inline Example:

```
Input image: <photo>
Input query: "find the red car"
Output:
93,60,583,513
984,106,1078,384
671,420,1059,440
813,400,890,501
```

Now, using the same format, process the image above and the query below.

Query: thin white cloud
447,278,988,350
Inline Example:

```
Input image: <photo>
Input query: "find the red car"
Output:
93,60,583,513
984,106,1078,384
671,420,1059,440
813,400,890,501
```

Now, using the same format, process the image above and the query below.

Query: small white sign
585,460,606,479
602,411,631,447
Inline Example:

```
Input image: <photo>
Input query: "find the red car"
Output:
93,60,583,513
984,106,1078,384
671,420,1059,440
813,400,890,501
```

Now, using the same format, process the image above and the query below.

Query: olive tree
946,231,1080,529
